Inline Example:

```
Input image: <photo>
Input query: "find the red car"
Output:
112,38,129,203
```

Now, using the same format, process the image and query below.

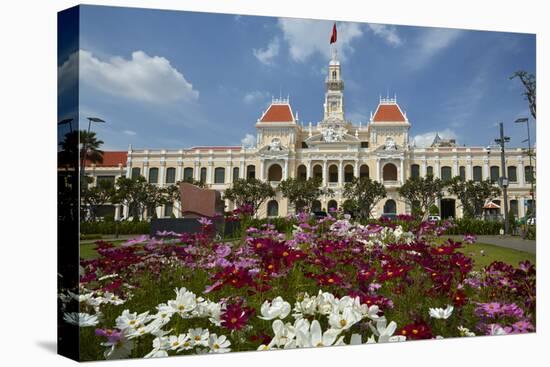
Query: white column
194,161,200,180
114,205,121,221
421,158,427,177
354,160,359,178
466,160,472,180
376,159,381,182
177,159,183,182
453,159,459,178
207,162,213,184
284,159,289,180
260,160,265,181
400,158,404,183
518,160,525,186
483,158,489,180
322,160,328,187
227,161,232,183
306,160,312,179
434,158,440,178
159,164,165,187
338,160,344,186
240,160,245,179
143,162,149,181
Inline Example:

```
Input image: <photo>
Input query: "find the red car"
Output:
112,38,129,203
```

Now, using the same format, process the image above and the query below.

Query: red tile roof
260,104,294,122
373,104,406,122
87,151,127,167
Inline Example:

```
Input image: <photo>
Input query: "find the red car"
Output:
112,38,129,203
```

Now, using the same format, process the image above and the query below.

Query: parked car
427,215,441,222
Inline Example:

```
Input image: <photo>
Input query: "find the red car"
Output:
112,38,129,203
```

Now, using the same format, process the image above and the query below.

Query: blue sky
58,5,536,150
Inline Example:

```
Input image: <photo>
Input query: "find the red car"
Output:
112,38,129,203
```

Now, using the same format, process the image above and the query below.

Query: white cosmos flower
188,328,209,347
269,319,297,349
429,305,454,320
259,296,291,320
168,292,197,318
144,350,168,358
293,293,317,319
153,303,174,325
297,320,341,348
101,292,125,306
316,291,338,315
102,336,134,360
208,334,231,353
370,317,406,343
168,334,191,352
488,324,508,336
63,312,99,327
328,307,361,331
458,326,476,337
116,310,150,331
144,336,170,358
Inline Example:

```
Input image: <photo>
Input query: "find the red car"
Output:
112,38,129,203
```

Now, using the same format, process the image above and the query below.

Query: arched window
411,164,420,179
459,166,466,180
382,163,397,181
441,166,452,182
426,166,434,177
232,167,239,182
344,165,354,182
332,70,337,80
525,165,534,183
313,165,323,180
268,164,282,181
328,200,338,211
200,167,207,183
328,164,338,183
297,165,307,180
383,199,397,214
246,165,256,179
148,167,159,184
473,166,482,182
311,200,322,212
510,199,518,218
508,166,517,182
267,200,279,217
490,166,500,183
165,167,176,184
214,167,225,184
183,167,194,181
360,164,369,179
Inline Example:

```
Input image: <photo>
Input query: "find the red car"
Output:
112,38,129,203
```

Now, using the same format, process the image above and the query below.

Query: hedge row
80,221,151,235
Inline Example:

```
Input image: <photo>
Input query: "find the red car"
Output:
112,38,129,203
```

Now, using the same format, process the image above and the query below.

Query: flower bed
62,214,536,360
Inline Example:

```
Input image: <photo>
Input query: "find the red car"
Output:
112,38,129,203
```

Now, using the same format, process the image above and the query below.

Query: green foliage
80,221,150,235
223,178,276,215
447,177,501,219
398,175,445,219
445,218,503,235
82,180,116,221
510,70,536,120
342,177,387,220
278,177,331,213
429,204,440,216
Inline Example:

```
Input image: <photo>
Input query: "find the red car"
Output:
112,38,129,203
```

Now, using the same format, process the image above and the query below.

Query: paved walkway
449,235,536,254
81,235,134,244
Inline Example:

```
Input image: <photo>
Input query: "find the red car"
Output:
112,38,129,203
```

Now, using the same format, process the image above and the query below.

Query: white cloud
277,18,363,62
407,28,463,70
243,90,270,105
412,129,458,148
60,50,199,104
240,133,256,148
253,37,280,65
367,24,403,46
123,130,137,136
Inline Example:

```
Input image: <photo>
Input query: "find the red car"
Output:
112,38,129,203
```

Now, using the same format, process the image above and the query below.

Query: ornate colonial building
88,50,535,220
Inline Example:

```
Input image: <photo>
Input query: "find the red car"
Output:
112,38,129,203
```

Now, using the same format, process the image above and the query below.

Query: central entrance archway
440,199,456,219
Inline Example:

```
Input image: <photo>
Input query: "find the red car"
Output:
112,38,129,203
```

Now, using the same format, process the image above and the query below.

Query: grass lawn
458,242,535,270
80,238,535,270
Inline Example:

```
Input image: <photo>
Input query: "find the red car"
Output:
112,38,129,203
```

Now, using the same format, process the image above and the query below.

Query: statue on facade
384,137,397,150
269,138,282,151
321,125,347,142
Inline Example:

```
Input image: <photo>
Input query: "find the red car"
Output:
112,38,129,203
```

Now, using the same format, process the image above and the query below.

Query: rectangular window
165,167,176,184
164,203,173,217
148,168,159,184
490,166,499,183
441,166,452,181
200,167,207,183
508,166,517,182
214,168,225,184
183,167,194,180
411,164,420,179
426,166,433,177
525,166,534,183
233,167,239,182
473,166,482,182
131,167,141,179
459,166,466,180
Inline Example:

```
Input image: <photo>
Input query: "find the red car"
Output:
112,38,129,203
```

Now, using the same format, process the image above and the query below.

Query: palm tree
80,130,104,166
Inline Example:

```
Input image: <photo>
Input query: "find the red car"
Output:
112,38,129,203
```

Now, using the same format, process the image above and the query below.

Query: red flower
397,320,433,340
452,290,467,307
221,301,255,331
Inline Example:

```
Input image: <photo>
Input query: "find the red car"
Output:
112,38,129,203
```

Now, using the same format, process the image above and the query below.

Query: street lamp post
515,117,535,238
494,122,510,235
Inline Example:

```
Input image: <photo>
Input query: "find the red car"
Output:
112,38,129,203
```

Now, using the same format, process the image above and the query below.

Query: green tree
82,179,115,221
342,177,387,220
447,177,501,219
223,178,276,215
510,71,536,120
80,130,104,165
113,176,150,220
278,177,332,213
398,175,446,220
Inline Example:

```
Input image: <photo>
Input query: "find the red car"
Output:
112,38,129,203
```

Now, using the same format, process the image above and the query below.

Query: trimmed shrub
80,221,150,235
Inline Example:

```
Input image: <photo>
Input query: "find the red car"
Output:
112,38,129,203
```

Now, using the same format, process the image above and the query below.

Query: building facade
87,51,535,220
